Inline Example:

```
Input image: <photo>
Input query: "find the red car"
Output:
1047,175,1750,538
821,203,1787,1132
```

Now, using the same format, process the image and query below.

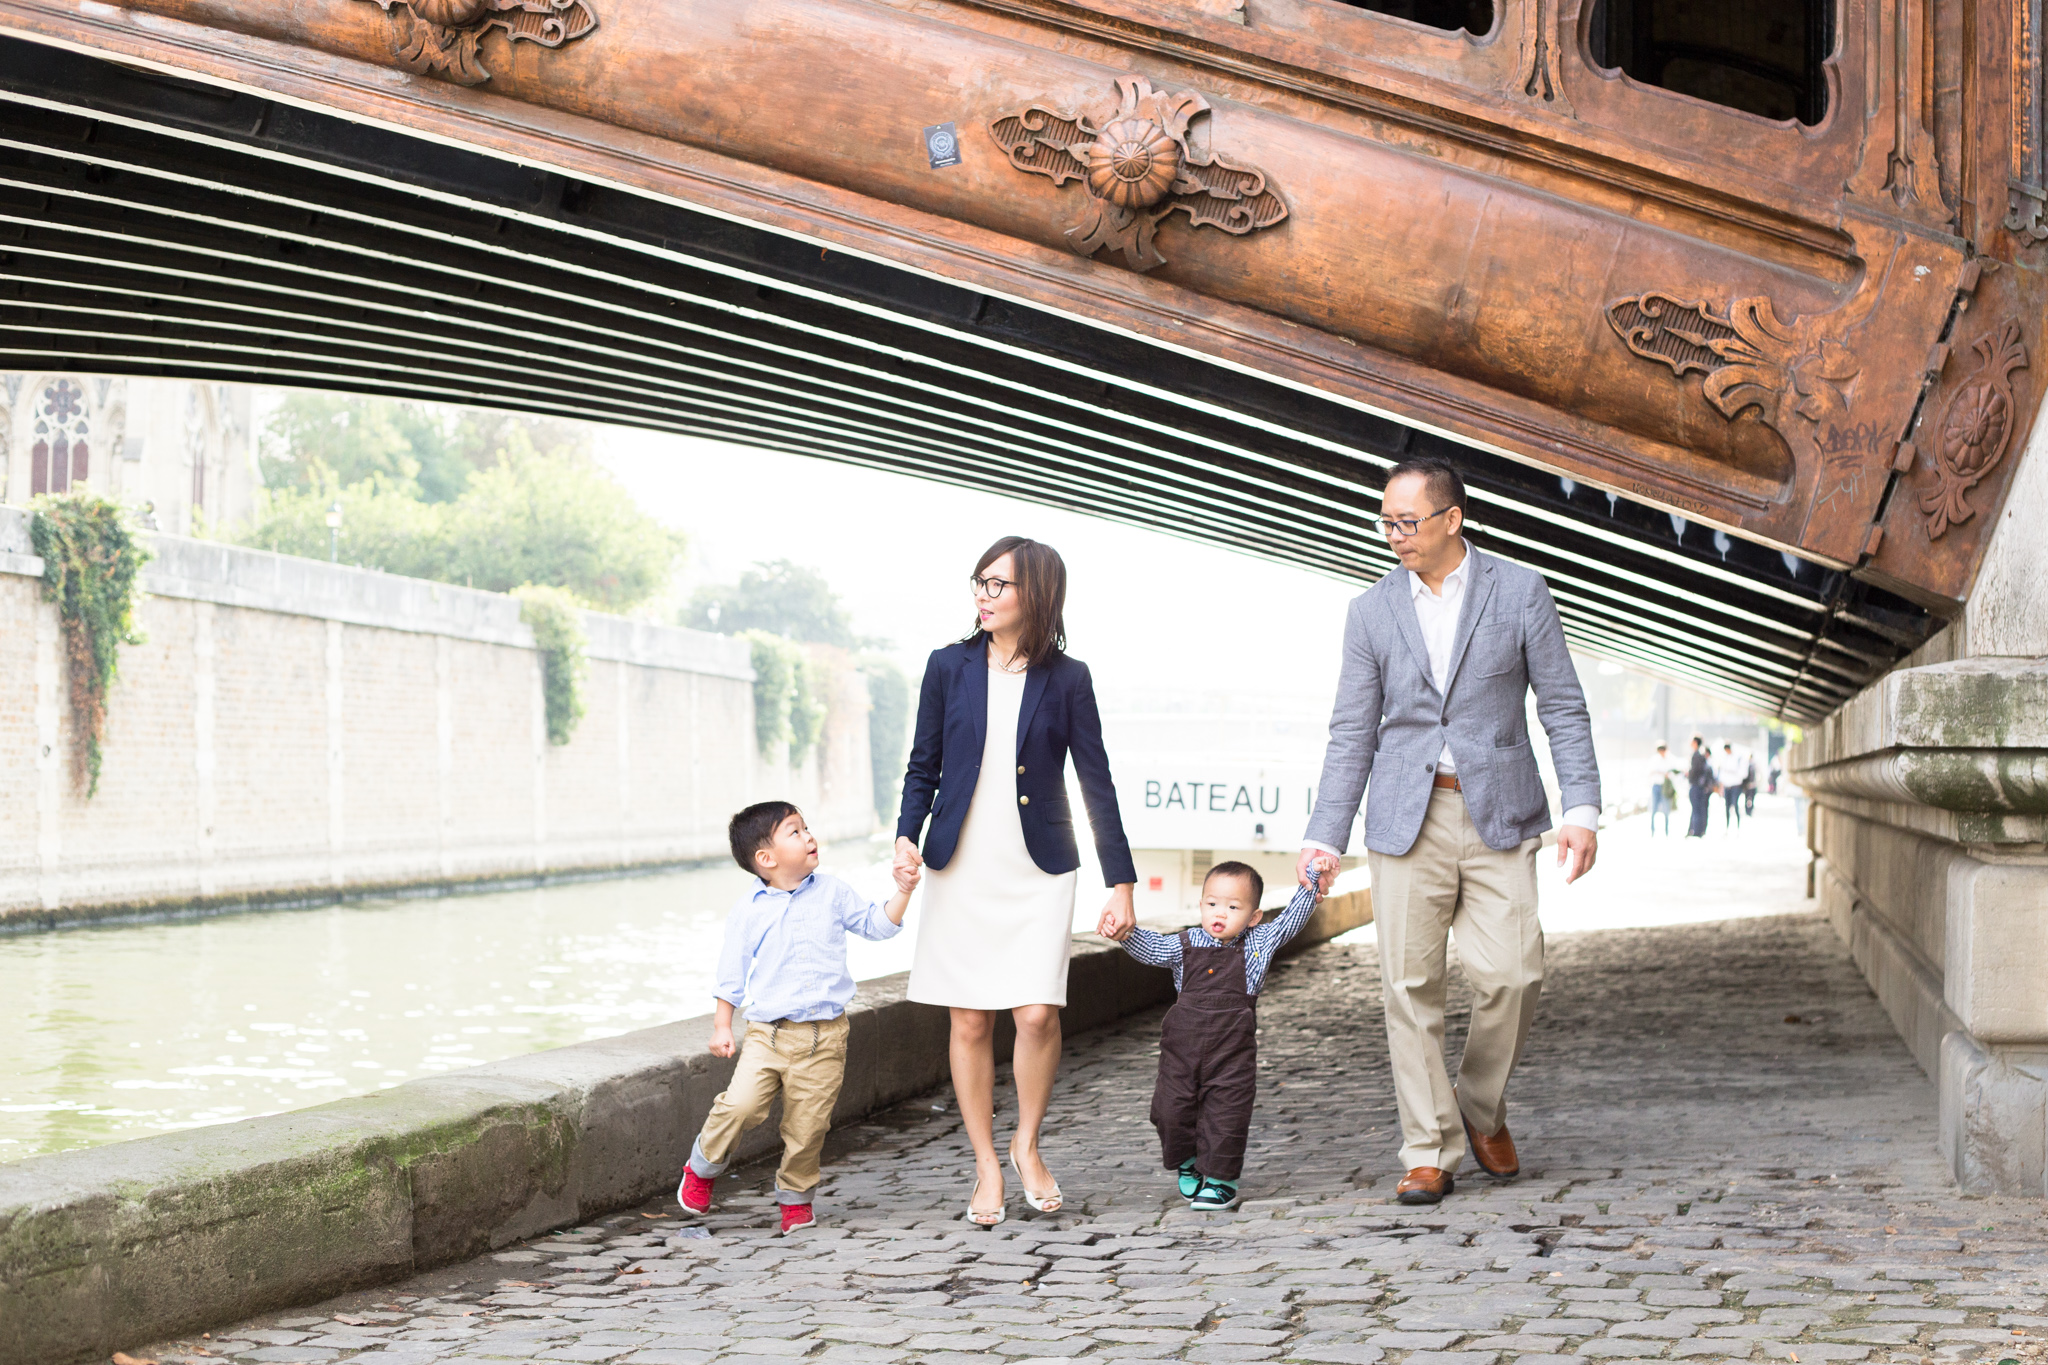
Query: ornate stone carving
358,0,598,86
1606,292,1861,481
988,76,1288,272
1922,321,2029,539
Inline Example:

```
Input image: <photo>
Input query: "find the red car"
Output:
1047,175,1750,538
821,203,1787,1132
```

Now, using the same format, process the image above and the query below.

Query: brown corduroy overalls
1148,929,1259,1181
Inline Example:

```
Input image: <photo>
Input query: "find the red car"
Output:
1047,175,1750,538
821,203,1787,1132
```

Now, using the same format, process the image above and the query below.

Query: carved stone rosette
1607,291,1863,498
1921,321,2029,539
358,0,598,86
988,76,1288,272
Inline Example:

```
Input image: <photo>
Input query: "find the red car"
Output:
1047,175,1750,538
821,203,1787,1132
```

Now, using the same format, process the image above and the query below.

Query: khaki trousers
1367,787,1544,1173
691,1015,849,1201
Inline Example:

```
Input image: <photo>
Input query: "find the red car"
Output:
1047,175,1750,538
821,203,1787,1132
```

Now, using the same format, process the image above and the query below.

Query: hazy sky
599,429,1364,705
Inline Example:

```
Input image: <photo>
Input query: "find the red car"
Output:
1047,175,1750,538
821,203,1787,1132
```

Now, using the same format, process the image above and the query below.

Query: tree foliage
685,560,864,646
237,397,684,612
260,393,589,505
30,493,152,797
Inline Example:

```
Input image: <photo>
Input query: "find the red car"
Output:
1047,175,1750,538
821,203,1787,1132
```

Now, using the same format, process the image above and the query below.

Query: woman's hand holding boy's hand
892,858,922,895
709,1023,737,1059
1096,883,1137,941
893,836,923,877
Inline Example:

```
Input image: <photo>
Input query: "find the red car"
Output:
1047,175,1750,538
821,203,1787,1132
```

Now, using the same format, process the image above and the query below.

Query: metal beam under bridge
0,38,1936,719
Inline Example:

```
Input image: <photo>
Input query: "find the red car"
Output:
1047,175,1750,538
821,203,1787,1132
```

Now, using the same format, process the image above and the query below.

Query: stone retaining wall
0,890,1371,1365
0,506,876,927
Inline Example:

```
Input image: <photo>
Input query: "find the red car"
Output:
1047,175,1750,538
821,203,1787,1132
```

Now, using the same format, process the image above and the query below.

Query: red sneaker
677,1168,714,1217
777,1202,816,1237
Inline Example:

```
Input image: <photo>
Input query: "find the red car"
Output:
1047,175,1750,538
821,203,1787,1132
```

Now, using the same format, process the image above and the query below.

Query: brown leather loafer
1461,1109,1520,1179
1395,1166,1454,1204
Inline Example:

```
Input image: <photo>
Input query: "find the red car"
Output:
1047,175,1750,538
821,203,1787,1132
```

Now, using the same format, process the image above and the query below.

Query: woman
894,536,1136,1226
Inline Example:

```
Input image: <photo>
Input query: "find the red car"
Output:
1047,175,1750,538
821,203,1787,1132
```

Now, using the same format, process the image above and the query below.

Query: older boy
678,801,917,1235
1114,859,1329,1210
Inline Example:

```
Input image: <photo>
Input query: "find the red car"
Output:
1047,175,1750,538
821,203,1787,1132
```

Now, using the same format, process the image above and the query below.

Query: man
1685,736,1714,837
1298,457,1599,1206
1714,742,1746,830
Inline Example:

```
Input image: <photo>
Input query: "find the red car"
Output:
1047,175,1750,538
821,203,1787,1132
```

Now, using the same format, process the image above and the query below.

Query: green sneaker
1189,1177,1240,1211
1176,1161,1201,1199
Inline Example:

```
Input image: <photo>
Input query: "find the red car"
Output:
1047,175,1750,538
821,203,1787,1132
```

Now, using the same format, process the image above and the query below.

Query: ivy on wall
513,584,588,746
744,631,827,767
858,656,910,824
30,493,152,797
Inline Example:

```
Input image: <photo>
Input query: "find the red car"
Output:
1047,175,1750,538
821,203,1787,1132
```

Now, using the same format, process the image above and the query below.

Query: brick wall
0,510,875,926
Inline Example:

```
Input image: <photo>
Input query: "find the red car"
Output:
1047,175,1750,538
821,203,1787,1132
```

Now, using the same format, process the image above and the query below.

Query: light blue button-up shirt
714,872,904,1024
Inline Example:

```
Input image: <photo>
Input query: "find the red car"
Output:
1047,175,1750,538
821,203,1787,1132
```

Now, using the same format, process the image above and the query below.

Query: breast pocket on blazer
1469,626,1522,679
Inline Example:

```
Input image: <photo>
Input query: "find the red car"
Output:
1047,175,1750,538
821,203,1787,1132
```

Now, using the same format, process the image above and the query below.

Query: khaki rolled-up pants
688,1014,849,1203
1367,786,1544,1173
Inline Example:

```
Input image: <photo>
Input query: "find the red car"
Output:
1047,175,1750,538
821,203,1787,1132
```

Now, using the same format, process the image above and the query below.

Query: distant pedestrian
1743,750,1759,815
1715,743,1746,830
1119,861,1328,1211
1685,736,1714,837
1648,743,1679,835
677,802,917,1236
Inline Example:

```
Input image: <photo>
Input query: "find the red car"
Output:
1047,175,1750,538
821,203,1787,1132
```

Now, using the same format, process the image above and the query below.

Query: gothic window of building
1588,0,1834,126
31,379,89,496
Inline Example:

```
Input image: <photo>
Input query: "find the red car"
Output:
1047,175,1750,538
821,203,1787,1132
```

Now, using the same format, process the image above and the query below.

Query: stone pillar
1790,416,2048,1198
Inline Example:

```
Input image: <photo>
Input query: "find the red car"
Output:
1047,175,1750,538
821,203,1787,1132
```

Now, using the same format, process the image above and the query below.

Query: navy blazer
896,636,1137,887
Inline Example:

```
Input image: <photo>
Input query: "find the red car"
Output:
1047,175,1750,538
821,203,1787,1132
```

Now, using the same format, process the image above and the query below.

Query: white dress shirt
1410,546,1474,777
1308,541,1595,857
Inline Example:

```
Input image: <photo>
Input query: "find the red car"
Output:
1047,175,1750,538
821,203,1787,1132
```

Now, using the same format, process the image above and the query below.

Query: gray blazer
1304,546,1600,855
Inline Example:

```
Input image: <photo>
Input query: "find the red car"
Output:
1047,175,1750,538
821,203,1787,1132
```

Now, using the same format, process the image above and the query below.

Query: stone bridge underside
15,0,2048,718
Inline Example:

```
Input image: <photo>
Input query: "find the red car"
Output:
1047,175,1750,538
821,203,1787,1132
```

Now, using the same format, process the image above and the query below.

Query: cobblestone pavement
147,914,2048,1365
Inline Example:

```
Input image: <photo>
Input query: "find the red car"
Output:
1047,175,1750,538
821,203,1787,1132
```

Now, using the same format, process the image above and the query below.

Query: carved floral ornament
988,77,1289,273
1606,292,1865,500
356,0,598,86
1922,321,2029,539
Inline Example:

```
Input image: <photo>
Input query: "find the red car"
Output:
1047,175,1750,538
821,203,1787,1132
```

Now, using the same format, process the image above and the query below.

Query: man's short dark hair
1203,860,1264,906
729,800,801,874
1384,456,1467,516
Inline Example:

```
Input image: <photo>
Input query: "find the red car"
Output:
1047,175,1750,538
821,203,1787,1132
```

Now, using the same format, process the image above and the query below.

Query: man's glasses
971,574,1014,599
1376,506,1452,539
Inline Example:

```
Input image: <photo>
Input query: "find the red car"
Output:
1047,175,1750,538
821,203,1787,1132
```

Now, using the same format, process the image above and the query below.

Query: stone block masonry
0,506,876,928
1790,411,2048,1198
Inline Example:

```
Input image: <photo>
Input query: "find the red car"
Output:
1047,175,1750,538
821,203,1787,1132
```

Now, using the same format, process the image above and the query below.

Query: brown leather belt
1431,772,1462,792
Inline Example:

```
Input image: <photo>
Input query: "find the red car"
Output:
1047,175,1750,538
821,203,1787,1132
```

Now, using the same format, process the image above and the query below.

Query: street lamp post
326,500,342,563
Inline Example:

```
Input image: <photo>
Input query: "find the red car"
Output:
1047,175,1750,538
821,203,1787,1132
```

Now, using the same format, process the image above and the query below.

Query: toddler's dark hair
729,800,802,874
1203,860,1264,906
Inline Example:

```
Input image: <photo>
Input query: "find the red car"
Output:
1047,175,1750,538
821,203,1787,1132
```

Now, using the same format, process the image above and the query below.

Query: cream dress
908,661,1080,1009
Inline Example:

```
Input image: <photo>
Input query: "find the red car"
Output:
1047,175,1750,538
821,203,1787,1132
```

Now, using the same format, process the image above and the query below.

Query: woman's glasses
971,574,1014,599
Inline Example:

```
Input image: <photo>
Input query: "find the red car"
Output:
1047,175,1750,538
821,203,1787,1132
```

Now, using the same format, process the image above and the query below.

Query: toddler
1117,859,1329,1210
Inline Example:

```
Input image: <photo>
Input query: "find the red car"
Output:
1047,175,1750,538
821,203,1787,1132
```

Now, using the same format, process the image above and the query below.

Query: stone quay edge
0,891,1372,1365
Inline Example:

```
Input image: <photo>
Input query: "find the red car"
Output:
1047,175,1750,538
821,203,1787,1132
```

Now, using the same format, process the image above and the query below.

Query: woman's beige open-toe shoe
968,1171,1007,1227
1010,1151,1063,1213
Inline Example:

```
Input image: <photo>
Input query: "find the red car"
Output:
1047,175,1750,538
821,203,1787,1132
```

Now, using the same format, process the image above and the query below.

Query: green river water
0,848,918,1162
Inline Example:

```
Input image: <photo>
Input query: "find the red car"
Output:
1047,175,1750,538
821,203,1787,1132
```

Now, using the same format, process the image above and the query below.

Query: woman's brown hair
964,536,1067,667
